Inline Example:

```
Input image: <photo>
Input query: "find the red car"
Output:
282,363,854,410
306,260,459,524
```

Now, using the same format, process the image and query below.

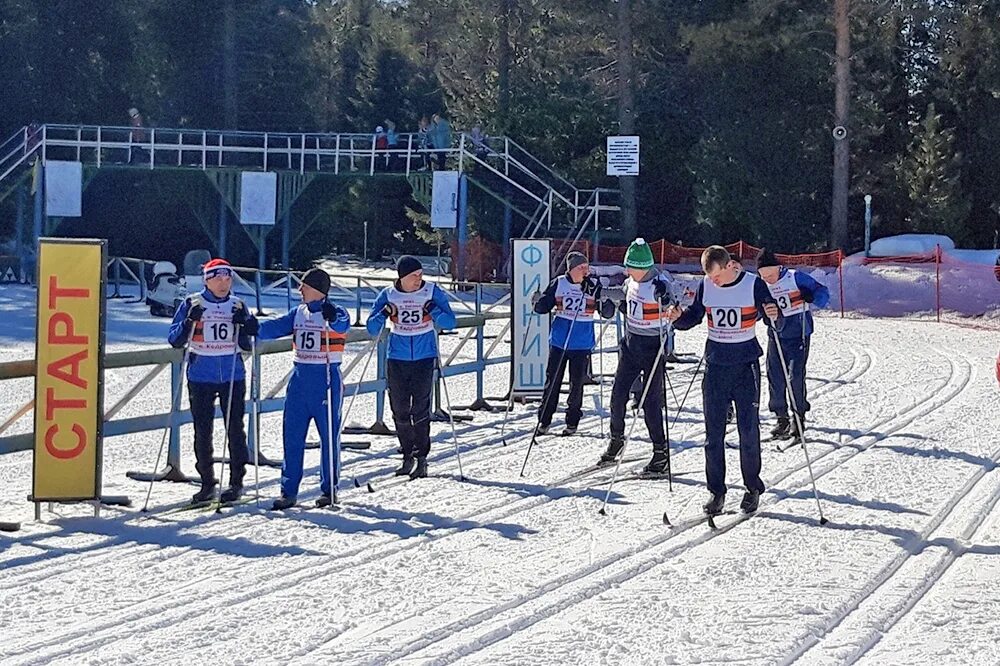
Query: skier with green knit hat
597,238,677,475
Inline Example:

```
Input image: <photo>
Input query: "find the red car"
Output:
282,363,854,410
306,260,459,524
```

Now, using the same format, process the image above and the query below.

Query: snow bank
869,234,955,257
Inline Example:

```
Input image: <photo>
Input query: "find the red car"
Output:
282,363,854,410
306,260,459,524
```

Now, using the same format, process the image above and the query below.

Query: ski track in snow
1,314,998,665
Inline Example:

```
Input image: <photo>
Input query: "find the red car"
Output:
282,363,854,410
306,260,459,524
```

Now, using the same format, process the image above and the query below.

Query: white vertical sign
240,171,277,225
431,170,459,228
44,161,83,217
606,135,640,176
511,238,550,394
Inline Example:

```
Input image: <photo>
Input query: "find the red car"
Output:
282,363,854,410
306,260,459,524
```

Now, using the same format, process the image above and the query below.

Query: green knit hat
624,238,654,269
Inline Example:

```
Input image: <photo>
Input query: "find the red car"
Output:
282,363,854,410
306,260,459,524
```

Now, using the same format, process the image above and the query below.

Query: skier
366,256,457,478
597,238,676,475
167,258,257,505
756,249,830,440
530,251,601,436
666,245,781,516
258,268,352,510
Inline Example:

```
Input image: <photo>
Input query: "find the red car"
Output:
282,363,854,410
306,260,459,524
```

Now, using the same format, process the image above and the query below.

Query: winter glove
186,297,205,322
653,280,674,306
382,302,398,318
530,291,542,306
580,276,600,297
422,300,437,315
802,290,815,303
232,302,252,326
598,298,617,320
321,301,339,322
242,318,259,337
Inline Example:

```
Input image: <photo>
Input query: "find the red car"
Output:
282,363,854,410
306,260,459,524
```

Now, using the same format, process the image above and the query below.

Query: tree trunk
617,0,637,240
831,0,851,250
497,0,514,134
223,0,237,129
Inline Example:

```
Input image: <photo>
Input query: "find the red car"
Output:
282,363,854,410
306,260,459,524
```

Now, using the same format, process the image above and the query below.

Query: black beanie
396,255,423,279
301,267,331,295
565,251,588,272
757,249,780,269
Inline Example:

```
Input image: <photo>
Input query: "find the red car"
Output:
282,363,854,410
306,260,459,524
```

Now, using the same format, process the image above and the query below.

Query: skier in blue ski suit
756,249,830,440
257,267,351,510
366,256,456,479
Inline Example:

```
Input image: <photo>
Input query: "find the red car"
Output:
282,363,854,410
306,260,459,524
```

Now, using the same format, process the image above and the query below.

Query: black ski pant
767,334,811,418
537,347,590,429
703,361,765,497
387,358,435,459
188,379,248,489
610,334,666,447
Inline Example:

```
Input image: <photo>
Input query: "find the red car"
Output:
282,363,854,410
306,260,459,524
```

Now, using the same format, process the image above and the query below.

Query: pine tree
899,103,971,241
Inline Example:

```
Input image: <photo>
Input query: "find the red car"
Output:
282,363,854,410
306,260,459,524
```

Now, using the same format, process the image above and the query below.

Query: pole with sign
510,238,550,398
32,238,109,519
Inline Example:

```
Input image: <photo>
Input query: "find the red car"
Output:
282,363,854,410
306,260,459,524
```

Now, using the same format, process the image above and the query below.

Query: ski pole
215,321,242,514
324,330,339,506
519,304,583,477
499,300,537,445
770,323,828,525
597,317,608,438
336,331,381,490
670,354,704,430
657,301,673,492
251,335,260,508
434,349,466,481
141,325,195,513
598,336,668,515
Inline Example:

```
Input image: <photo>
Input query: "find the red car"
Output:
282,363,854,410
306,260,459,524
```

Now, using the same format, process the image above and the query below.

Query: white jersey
553,276,595,321
291,305,345,364
703,274,758,344
766,270,807,317
387,282,435,337
624,279,669,332
190,296,240,357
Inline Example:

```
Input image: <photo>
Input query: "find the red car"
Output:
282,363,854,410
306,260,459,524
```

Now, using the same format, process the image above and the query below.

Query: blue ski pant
766,335,811,418
280,363,342,499
703,361,765,497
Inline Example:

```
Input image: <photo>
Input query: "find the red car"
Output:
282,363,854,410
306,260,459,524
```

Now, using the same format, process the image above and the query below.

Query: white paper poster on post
606,135,640,176
511,238,550,394
431,171,459,229
240,171,277,225
44,160,83,217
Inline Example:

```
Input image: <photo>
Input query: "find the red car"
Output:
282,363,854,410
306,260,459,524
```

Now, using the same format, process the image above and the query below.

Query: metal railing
0,124,618,228
0,310,511,483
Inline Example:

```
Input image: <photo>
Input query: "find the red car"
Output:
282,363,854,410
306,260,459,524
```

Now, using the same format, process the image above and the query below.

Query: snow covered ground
1,285,999,665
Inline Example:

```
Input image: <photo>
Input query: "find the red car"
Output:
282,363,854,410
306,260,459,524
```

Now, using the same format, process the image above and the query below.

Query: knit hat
396,255,423,279
128,107,139,118
301,267,331,295
203,258,232,279
565,251,588,272
757,249,780,269
624,238,654,269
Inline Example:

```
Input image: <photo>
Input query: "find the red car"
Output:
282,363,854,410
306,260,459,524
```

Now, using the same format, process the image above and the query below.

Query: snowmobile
146,261,186,317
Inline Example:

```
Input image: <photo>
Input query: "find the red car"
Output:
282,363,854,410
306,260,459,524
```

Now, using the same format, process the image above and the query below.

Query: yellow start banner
33,238,107,501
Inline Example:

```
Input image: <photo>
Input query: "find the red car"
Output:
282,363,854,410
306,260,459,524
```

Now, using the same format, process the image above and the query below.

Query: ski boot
315,493,335,508
271,495,296,511
599,435,625,465
790,414,806,439
219,485,243,504
191,482,217,505
409,457,428,479
703,493,726,516
770,417,791,439
395,456,416,477
534,423,549,436
561,425,577,436
740,489,761,514
642,446,670,477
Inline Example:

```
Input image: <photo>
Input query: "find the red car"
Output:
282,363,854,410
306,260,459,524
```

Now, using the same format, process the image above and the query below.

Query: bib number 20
713,308,739,328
